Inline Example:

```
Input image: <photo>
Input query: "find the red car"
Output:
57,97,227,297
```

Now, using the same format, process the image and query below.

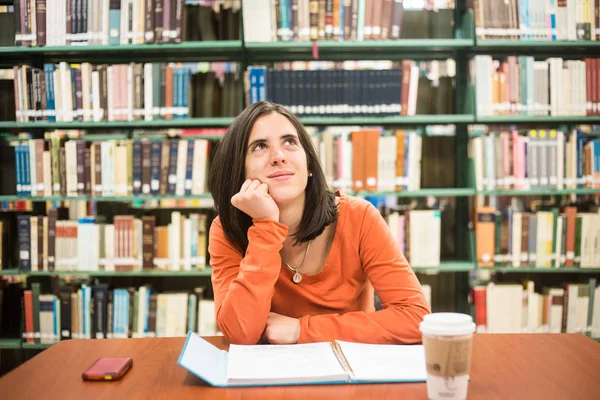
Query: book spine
150,141,161,195
142,216,155,270
18,215,31,271
36,0,47,46
154,0,163,42
173,0,182,42
145,0,154,42
109,0,120,45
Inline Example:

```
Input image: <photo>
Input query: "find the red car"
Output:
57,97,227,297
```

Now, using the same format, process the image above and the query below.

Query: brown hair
208,101,337,254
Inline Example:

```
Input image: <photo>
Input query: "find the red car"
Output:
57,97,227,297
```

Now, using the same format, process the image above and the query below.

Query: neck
278,196,305,243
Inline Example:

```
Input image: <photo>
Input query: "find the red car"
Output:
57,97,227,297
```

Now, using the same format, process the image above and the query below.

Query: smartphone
82,357,133,381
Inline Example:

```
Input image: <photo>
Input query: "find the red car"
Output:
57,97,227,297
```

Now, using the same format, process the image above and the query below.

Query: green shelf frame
299,115,474,126
356,188,476,197
0,339,21,350
0,41,244,65
0,264,478,277
0,118,235,130
0,194,213,202
27,268,212,277
21,343,52,350
412,261,475,274
486,267,600,274
0,190,481,203
245,39,474,61
0,115,474,131
478,188,600,197
475,116,600,124
471,39,600,56
0,269,23,276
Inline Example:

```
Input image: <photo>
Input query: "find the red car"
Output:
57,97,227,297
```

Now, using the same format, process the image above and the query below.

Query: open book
177,332,427,387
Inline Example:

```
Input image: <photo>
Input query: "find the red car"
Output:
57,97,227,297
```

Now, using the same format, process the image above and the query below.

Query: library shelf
0,339,22,350
471,40,600,56
478,189,600,197
356,188,476,197
0,118,235,130
299,115,474,126
0,269,23,276
245,39,474,60
21,342,52,350
0,41,244,65
412,261,475,274
0,115,476,131
475,115,600,124
0,194,213,203
486,267,600,274
26,268,213,277
0,190,478,204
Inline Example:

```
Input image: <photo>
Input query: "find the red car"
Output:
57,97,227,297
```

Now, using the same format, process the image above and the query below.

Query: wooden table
0,334,599,399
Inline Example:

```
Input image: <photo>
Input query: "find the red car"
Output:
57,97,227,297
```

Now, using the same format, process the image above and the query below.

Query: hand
262,312,300,344
231,179,280,221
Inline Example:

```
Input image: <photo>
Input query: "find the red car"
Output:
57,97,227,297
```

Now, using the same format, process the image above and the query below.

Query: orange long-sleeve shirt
208,192,431,345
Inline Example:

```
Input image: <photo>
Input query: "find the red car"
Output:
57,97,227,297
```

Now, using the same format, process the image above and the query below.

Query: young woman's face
244,112,309,206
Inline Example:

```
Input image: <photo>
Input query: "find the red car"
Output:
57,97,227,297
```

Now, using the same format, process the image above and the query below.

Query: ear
308,172,313,177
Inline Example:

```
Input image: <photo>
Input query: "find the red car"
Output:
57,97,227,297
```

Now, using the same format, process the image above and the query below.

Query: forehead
248,112,298,142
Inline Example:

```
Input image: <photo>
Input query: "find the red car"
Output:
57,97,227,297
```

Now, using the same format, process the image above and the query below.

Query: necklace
282,240,312,284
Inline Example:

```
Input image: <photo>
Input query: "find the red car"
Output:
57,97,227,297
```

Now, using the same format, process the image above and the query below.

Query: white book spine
175,140,188,196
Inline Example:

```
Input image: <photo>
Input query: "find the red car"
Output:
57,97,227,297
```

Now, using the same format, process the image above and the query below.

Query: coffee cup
419,313,476,400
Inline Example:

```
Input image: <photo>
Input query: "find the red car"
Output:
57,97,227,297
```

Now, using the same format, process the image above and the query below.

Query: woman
208,101,430,345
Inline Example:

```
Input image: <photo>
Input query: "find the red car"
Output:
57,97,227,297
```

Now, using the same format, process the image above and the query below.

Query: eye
252,142,267,151
284,137,298,146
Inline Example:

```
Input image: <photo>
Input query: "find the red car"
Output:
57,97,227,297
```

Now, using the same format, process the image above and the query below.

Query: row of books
475,205,600,269
469,129,600,191
16,211,208,273
2,0,240,48
472,56,600,117
9,135,211,198
242,0,454,43
310,127,424,193
246,60,456,117
474,0,600,41
4,125,429,198
472,280,600,338
21,282,217,345
9,62,242,123
386,209,441,268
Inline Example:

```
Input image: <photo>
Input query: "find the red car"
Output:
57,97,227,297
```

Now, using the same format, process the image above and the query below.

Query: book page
337,341,427,383
227,342,349,385
177,333,228,387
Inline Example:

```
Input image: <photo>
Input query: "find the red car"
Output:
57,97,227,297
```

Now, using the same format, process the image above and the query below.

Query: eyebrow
247,133,299,151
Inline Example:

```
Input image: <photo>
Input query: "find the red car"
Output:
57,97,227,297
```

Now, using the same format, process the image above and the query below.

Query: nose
269,146,287,165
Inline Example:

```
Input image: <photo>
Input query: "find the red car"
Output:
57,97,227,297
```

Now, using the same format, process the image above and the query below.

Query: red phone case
82,357,133,381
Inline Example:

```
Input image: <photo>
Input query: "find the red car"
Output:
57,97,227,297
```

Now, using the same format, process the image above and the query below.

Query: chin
269,185,305,206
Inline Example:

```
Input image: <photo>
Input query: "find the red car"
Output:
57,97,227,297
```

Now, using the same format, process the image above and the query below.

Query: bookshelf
476,116,600,124
0,1,599,369
0,41,245,66
0,118,235,129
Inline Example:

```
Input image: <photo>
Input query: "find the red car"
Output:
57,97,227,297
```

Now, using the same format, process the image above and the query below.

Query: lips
267,171,294,178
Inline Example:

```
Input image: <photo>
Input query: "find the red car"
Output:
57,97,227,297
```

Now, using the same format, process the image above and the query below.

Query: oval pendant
293,271,302,284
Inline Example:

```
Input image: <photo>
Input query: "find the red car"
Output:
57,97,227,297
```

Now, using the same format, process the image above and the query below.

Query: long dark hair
208,101,337,254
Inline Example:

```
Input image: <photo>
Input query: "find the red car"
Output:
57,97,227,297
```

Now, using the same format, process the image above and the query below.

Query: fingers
257,182,269,194
240,179,252,192
247,180,262,192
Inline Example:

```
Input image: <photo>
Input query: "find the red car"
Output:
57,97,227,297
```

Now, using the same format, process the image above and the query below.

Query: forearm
298,301,430,344
213,219,287,344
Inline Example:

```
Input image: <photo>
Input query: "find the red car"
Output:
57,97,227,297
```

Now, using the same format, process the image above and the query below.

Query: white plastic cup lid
419,312,476,336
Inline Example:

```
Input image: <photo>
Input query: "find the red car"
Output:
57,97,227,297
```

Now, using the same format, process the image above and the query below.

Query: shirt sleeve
297,203,431,344
209,217,289,345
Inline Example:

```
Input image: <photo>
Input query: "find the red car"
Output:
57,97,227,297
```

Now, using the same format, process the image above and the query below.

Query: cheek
244,157,262,179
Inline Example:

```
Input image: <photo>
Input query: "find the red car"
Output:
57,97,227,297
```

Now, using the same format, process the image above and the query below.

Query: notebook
177,332,427,387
